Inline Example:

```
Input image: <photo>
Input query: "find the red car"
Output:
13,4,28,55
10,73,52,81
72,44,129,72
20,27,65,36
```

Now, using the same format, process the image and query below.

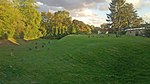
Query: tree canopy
0,0,43,40
0,0,25,39
0,0,96,40
40,11,94,39
107,0,143,32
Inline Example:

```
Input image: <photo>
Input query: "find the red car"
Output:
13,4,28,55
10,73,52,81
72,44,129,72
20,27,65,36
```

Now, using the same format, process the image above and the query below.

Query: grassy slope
0,35,150,84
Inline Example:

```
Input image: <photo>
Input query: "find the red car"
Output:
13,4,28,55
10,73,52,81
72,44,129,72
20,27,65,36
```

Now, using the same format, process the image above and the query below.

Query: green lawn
0,35,150,84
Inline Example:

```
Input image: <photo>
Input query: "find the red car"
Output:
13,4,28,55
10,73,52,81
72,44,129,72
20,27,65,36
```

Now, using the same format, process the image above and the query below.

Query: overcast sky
36,0,150,27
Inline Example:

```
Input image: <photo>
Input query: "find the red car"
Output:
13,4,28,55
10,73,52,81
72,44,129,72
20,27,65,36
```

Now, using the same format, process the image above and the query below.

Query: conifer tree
107,0,143,36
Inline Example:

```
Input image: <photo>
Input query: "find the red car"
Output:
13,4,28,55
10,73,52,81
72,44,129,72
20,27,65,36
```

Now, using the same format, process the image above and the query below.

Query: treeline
40,11,95,39
0,0,44,40
0,0,96,40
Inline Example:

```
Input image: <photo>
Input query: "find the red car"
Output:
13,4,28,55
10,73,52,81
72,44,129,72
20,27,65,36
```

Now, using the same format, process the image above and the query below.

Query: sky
36,0,150,27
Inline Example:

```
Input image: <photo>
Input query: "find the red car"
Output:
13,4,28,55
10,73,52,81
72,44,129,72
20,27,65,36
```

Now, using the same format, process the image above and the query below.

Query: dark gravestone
29,48,32,50
35,46,37,49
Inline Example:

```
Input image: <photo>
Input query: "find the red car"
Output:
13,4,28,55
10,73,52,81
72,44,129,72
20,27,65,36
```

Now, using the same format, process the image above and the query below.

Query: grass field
0,35,150,84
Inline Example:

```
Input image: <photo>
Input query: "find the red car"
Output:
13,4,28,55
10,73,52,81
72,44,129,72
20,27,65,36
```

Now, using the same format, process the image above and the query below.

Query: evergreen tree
107,0,126,32
107,0,143,36
122,3,143,28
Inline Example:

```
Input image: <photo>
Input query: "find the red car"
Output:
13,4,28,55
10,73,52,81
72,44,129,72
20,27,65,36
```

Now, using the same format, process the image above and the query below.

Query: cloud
35,0,150,26
98,3,109,11
35,1,106,26
70,8,103,26
143,12,150,23
36,2,43,5
36,0,83,10
105,0,150,9
143,0,150,7
36,2,65,13
36,2,49,12
106,0,142,9
36,0,106,10
126,0,142,9
70,8,96,17
36,0,150,11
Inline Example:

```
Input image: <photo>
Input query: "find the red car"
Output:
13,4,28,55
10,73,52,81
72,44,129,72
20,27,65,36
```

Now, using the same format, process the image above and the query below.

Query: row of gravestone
10,41,52,56
29,41,51,51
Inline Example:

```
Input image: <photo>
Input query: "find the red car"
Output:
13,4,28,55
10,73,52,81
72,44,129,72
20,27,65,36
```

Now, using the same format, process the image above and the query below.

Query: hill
0,35,150,84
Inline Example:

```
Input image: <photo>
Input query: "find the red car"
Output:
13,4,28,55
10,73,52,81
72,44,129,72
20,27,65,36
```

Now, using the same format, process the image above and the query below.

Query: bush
120,31,127,35
144,29,150,37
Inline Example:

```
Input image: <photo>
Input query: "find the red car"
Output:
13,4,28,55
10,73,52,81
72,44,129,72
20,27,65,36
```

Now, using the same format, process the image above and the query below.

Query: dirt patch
0,39,15,47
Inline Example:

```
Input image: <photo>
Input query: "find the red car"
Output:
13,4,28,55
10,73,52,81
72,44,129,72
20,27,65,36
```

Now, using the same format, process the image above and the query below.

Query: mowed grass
0,35,150,84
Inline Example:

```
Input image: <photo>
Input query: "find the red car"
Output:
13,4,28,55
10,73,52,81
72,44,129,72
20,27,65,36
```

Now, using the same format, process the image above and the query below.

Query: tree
40,11,72,38
101,23,109,29
107,0,143,36
107,0,126,32
0,0,25,39
70,19,92,34
50,11,72,37
69,24,77,34
40,12,52,37
122,3,144,28
17,0,43,40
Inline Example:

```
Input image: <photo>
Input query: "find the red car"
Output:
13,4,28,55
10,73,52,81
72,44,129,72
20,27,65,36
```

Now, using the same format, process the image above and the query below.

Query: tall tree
40,11,72,38
107,0,126,32
0,0,25,39
107,0,143,36
40,12,52,37
18,0,43,40
50,11,72,36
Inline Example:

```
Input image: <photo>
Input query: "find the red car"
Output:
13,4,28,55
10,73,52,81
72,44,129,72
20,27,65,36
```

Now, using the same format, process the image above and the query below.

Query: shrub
144,29,150,37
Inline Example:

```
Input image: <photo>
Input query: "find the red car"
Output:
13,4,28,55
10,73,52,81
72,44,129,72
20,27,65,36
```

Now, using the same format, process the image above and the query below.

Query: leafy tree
69,19,93,34
0,0,25,39
40,12,52,37
17,0,43,40
40,11,72,38
69,24,77,34
47,11,72,37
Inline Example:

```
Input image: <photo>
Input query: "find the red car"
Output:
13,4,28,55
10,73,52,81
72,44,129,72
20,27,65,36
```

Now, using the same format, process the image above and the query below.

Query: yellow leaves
8,38,20,45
